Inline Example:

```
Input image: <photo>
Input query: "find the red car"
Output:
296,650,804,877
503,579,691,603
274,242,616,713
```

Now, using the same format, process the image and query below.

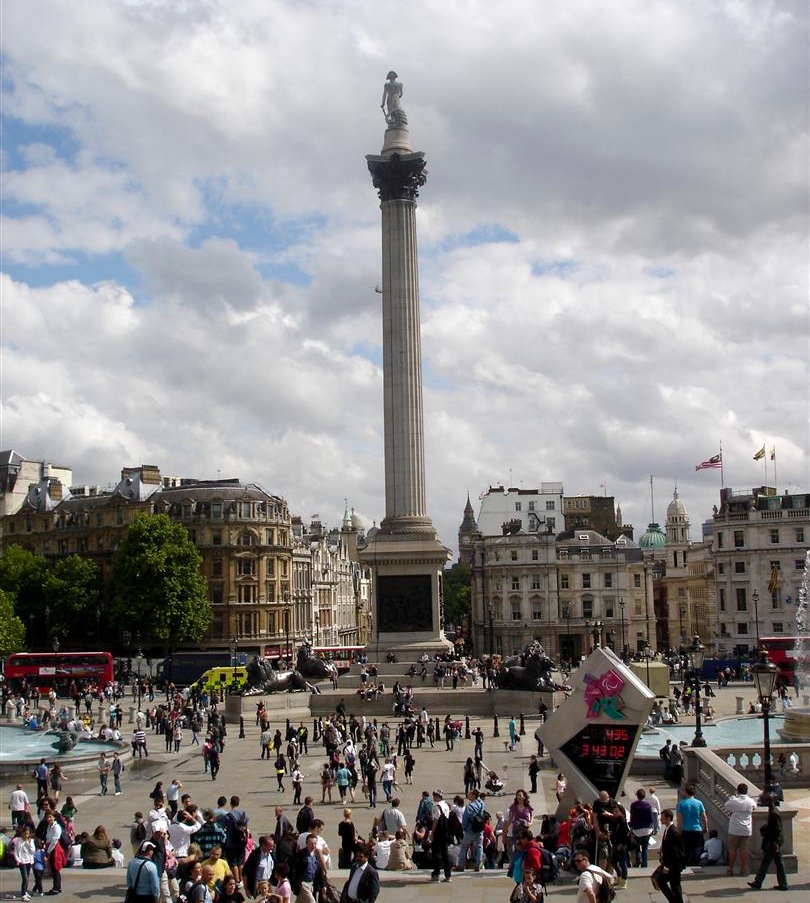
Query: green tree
45,555,102,645
444,563,471,626
0,544,50,636
0,588,26,656
110,513,211,646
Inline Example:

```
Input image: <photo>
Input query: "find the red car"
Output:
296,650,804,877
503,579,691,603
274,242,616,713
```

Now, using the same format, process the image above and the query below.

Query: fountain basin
777,707,810,742
0,724,124,778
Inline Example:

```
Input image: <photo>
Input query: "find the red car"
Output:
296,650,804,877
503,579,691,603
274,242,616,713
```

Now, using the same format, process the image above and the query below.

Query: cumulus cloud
1,0,807,550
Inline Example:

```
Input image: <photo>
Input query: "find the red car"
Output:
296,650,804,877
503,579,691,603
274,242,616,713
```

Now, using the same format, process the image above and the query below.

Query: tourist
126,840,161,903
12,824,36,901
572,849,614,903
9,784,31,829
112,753,124,795
747,792,788,891
428,790,452,883
81,825,114,868
675,784,707,867
629,788,655,867
725,782,757,876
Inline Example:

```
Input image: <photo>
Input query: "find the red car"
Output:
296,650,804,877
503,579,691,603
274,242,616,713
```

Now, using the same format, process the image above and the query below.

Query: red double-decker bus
3,651,114,694
757,636,799,685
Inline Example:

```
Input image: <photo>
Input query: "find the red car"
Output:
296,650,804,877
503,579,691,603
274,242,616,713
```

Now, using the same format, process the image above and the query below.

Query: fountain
777,549,810,742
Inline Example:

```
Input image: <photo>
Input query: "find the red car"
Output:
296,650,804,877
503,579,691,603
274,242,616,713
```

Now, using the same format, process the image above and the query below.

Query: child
32,839,46,896
60,796,78,821
510,865,544,903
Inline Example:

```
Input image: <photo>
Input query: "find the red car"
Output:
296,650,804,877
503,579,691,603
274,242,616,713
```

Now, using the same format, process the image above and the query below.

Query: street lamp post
643,642,651,689
565,602,574,668
678,604,685,647
752,590,761,650
135,649,144,712
314,611,320,647
753,650,778,787
619,598,626,662
689,635,707,747
283,607,291,668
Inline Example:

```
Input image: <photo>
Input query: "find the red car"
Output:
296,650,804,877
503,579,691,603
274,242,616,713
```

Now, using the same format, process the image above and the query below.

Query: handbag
125,861,147,902
319,880,341,903
650,865,663,890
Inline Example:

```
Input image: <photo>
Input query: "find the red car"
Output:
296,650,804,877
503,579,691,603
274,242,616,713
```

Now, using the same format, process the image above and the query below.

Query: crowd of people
1,656,800,903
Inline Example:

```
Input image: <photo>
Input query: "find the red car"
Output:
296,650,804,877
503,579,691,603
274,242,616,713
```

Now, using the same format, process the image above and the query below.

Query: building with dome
658,488,716,652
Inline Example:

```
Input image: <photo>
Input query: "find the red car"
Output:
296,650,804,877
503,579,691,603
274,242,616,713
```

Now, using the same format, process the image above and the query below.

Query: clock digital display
560,723,642,798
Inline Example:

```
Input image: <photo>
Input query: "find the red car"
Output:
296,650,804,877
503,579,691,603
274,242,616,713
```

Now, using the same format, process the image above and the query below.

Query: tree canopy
443,562,471,626
0,546,102,649
110,512,211,646
0,588,26,657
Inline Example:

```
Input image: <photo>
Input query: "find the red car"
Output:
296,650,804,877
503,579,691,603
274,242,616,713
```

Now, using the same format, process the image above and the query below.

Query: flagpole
772,448,778,492
719,440,724,489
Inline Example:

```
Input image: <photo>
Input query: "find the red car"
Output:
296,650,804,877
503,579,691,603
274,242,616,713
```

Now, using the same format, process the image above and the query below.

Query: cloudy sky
2,0,808,555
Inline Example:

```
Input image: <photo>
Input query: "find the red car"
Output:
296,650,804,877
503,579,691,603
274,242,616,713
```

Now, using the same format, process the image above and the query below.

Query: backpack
433,806,449,842
470,813,485,833
540,848,559,885
585,868,615,903
133,821,147,844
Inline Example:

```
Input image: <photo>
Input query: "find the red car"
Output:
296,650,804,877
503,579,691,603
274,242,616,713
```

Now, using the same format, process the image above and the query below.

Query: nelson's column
359,72,452,656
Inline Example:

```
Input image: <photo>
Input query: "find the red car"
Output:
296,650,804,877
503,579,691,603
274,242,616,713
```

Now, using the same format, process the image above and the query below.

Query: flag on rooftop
753,444,766,461
695,453,722,471
770,446,776,461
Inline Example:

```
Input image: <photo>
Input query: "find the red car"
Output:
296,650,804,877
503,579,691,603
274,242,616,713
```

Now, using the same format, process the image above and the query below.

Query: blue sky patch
532,259,579,277
7,249,144,296
438,222,520,252
1,113,81,169
645,265,677,279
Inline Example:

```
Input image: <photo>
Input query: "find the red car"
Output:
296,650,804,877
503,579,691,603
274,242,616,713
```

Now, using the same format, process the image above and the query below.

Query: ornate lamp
752,650,778,785
689,635,707,747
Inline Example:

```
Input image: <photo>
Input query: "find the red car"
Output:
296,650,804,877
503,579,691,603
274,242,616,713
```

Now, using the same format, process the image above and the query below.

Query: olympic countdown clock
537,646,654,815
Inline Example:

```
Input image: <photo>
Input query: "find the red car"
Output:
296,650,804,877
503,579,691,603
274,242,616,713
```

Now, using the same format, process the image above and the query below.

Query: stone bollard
465,715,471,739
286,718,291,735
239,716,245,739
736,696,744,714
128,706,136,725
519,713,526,736
435,717,441,739
493,713,500,737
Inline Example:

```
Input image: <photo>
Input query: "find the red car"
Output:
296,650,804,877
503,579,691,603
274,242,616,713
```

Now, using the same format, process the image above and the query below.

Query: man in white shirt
726,782,757,876
9,784,30,828
169,810,201,857
573,849,614,903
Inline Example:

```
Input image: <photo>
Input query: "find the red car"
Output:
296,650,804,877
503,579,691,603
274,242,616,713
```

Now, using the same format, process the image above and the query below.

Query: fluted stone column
359,89,451,655
368,151,434,534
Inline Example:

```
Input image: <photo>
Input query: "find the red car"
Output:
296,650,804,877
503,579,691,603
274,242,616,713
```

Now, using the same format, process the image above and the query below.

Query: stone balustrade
682,747,799,872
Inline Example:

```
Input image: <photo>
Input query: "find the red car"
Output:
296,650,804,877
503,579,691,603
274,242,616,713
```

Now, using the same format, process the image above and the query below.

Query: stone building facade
469,525,655,662
1,463,295,656
710,486,809,655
